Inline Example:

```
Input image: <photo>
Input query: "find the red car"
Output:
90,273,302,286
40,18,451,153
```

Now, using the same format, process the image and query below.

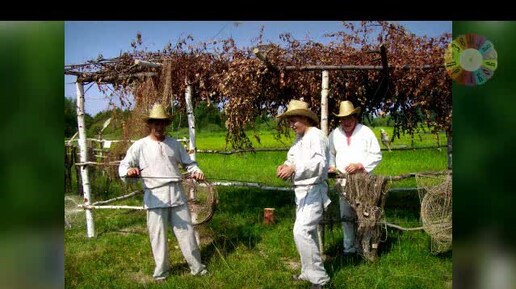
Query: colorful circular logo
444,34,497,86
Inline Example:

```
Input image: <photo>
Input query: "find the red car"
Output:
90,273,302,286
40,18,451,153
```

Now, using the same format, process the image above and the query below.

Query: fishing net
182,176,219,226
416,173,452,254
336,172,389,262
64,195,85,230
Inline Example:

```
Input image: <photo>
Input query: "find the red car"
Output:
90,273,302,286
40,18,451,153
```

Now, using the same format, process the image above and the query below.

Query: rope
383,222,424,231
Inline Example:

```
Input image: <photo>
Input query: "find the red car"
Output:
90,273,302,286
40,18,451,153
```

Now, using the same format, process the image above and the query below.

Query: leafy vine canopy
65,21,451,149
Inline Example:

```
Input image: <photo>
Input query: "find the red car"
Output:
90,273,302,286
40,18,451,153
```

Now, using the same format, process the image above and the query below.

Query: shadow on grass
95,209,147,237
199,186,294,265
319,188,423,277
377,228,398,257
434,249,452,259
384,189,421,219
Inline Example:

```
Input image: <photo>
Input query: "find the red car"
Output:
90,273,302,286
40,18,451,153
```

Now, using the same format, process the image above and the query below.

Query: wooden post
76,82,95,238
185,82,200,245
185,83,196,161
318,70,330,258
264,208,276,225
320,70,329,136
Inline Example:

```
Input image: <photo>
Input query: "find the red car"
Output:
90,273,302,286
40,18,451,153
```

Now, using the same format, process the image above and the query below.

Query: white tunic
328,123,382,173
119,136,202,209
284,127,331,208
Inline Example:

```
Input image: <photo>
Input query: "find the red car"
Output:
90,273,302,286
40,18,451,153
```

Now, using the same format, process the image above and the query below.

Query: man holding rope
276,100,331,289
119,103,207,281
328,100,382,256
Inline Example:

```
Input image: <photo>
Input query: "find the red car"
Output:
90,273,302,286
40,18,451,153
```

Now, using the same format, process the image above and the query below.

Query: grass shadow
434,249,452,259
169,262,191,275
95,209,147,237
377,228,398,257
198,186,294,265
384,189,421,219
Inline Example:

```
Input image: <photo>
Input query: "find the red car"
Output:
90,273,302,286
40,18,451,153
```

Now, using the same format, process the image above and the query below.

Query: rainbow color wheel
444,34,497,86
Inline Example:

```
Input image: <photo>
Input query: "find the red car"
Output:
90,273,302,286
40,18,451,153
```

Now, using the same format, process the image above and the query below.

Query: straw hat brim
277,109,319,124
333,107,361,118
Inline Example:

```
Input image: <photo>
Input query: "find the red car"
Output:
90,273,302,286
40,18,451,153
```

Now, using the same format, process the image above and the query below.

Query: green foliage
64,97,77,137
363,115,394,128
194,101,224,132
64,97,94,138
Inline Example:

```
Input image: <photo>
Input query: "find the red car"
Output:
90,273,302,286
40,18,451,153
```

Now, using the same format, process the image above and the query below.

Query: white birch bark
76,82,95,238
320,70,329,136
185,83,200,245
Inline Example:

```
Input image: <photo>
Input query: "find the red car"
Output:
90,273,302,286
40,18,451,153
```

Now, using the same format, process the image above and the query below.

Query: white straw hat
333,101,361,118
277,100,319,124
143,103,172,123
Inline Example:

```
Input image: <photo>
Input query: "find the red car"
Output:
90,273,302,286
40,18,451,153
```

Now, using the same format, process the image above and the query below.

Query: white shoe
154,276,167,282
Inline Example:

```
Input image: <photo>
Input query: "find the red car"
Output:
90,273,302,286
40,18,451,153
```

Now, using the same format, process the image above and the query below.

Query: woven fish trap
338,172,389,262
182,177,219,226
416,173,452,254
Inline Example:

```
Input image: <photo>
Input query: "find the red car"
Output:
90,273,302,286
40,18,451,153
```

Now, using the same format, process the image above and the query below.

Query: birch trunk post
320,70,329,136
185,83,196,162
185,82,200,245
318,70,329,257
76,82,95,238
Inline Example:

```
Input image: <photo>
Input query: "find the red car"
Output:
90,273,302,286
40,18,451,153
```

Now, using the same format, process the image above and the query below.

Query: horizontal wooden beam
75,72,158,83
134,59,162,68
283,64,439,71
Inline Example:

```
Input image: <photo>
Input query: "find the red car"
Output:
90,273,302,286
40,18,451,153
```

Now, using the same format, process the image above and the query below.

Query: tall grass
65,128,451,289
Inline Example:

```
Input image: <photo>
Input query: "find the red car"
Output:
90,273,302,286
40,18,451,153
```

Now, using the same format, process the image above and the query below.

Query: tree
64,97,93,138
64,97,77,138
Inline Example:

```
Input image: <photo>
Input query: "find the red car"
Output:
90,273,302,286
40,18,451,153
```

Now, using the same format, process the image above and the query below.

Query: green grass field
65,128,451,289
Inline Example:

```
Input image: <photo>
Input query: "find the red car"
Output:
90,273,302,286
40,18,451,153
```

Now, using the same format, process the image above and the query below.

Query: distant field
189,126,447,150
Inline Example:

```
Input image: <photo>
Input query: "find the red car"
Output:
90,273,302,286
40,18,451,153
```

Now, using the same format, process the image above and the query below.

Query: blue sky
65,21,451,115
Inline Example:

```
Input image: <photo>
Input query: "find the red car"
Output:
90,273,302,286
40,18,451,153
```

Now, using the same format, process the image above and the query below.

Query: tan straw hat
143,103,172,123
333,100,361,118
277,100,319,124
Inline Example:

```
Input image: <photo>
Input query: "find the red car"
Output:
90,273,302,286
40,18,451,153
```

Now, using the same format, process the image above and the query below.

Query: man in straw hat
328,100,382,256
276,100,331,289
119,103,207,281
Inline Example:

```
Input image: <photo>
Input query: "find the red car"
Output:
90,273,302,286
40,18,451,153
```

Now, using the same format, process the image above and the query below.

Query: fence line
70,171,448,213
197,145,447,155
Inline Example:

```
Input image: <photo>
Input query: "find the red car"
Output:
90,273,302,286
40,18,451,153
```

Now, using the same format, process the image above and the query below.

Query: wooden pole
185,83,196,161
76,82,95,238
320,70,329,136
185,82,200,245
317,70,330,258
380,44,389,73
134,59,162,68
76,72,158,83
283,64,436,71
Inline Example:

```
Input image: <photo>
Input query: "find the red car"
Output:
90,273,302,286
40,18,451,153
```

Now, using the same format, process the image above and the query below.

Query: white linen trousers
293,183,331,286
147,204,206,279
